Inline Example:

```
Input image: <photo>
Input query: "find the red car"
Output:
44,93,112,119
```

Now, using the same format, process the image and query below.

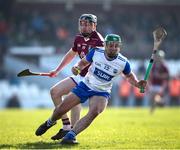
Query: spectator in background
118,79,131,106
133,86,144,106
0,13,8,43
168,75,180,106
8,5,180,59
0,13,8,71
31,11,45,33
148,50,169,114
6,94,21,108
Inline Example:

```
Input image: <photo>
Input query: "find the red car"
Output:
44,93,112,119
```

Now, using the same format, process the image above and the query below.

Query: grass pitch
0,107,179,149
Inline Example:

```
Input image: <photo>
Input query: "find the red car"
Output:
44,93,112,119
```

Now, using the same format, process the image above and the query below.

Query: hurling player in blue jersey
35,34,147,144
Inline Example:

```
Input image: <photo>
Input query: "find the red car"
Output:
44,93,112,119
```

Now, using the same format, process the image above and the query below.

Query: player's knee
50,87,56,99
89,107,103,118
97,107,104,114
50,87,60,99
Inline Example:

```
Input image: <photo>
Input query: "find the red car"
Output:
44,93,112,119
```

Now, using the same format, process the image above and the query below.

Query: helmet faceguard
79,14,97,37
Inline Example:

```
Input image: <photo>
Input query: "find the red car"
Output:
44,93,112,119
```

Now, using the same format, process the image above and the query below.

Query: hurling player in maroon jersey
35,14,104,140
148,50,169,114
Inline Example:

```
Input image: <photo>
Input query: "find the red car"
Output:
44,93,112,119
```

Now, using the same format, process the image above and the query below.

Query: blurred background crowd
0,0,180,108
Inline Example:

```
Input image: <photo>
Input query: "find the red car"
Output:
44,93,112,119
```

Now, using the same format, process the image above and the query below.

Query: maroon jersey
72,31,104,76
150,61,169,85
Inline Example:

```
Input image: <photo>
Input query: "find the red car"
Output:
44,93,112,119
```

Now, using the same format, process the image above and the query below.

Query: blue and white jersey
84,47,131,93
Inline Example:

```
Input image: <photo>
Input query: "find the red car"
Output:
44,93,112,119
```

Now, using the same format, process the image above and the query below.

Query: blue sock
64,130,77,140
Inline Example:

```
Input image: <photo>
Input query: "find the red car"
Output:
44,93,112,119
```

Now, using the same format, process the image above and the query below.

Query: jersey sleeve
72,38,77,52
96,32,104,47
85,48,96,62
122,61,131,75
96,40,104,47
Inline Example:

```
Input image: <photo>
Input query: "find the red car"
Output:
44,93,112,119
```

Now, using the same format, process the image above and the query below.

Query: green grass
0,107,180,149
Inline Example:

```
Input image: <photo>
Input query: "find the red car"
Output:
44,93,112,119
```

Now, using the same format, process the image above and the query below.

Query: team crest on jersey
82,46,86,50
77,44,81,47
113,69,118,74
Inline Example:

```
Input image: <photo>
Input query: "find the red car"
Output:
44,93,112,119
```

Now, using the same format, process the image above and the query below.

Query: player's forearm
76,58,90,71
55,50,76,72
72,58,90,75
125,72,139,88
55,57,72,72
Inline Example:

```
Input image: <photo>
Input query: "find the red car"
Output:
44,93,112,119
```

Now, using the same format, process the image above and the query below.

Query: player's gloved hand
72,66,81,76
48,70,59,77
136,80,147,89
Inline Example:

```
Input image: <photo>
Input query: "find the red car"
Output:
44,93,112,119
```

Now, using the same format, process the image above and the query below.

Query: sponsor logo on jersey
94,67,113,81
95,62,101,67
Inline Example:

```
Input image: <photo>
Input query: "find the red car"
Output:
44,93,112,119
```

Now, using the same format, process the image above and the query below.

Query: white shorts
70,75,84,85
